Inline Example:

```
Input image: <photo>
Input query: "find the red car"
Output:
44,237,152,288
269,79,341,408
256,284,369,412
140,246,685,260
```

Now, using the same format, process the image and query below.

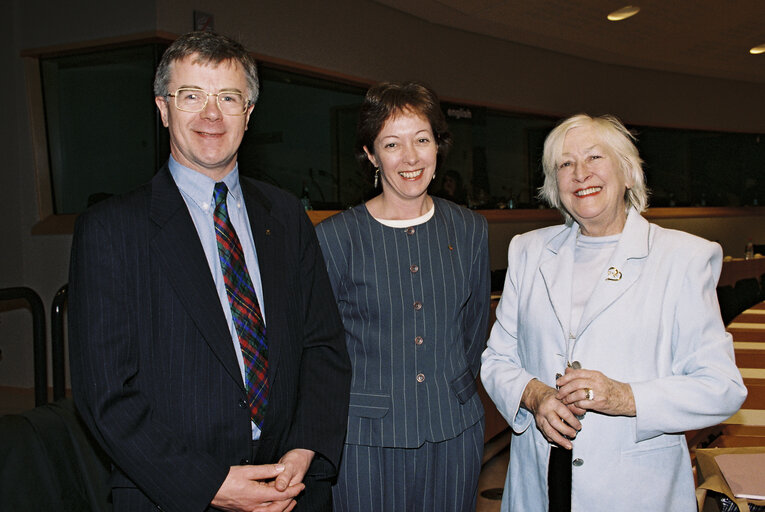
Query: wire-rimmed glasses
167,88,250,116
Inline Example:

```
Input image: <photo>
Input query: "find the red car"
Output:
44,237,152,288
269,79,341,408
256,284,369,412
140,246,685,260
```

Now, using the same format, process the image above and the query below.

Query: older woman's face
557,125,632,236
364,110,437,205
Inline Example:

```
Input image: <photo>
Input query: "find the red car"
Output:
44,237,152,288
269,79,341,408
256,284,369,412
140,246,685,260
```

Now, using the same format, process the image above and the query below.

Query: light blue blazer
481,209,747,512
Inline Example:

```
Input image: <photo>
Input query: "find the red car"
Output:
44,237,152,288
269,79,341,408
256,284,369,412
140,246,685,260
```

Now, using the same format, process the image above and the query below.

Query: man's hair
539,113,649,224
153,31,259,104
356,81,453,175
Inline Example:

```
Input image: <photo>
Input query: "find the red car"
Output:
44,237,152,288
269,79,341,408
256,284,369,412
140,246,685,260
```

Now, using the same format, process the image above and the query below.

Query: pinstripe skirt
332,419,484,512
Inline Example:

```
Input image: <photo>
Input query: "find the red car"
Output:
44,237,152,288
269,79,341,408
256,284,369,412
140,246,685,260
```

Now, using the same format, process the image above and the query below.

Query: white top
373,204,435,228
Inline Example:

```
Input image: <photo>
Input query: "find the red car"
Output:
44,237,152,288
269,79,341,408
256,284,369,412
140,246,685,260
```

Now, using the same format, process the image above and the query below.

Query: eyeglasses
167,88,250,116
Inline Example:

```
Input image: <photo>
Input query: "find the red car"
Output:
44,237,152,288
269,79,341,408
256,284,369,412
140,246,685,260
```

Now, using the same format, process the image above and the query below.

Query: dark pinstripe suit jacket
316,198,490,449
68,165,351,512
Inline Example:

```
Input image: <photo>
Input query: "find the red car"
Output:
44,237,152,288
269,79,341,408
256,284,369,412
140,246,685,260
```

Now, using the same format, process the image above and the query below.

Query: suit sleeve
68,210,228,512
631,242,747,441
284,208,351,472
464,213,491,379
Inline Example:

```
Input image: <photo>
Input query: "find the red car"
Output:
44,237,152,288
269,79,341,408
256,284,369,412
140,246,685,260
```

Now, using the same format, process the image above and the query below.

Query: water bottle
300,184,312,211
745,239,754,260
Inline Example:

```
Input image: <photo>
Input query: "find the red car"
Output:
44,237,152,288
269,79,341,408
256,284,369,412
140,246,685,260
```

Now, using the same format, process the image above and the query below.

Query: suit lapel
240,179,284,391
576,209,650,338
539,225,577,340
149,166,244,387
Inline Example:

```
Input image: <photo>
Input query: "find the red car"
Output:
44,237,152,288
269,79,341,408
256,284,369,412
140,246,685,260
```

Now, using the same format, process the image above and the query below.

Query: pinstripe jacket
69,166,351,512
316,197,490,448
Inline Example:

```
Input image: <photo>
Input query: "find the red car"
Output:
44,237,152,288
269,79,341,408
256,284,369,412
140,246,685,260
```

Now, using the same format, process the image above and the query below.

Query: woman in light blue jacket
481,113,747,512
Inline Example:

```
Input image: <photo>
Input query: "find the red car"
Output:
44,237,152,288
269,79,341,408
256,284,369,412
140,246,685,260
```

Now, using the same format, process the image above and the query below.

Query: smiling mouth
399,169,424,179
575,186,602,197
196,130,223,137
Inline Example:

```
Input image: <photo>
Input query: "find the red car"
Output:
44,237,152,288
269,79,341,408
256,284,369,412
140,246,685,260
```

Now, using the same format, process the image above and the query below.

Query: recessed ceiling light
607,5,640,21
750,44,765,55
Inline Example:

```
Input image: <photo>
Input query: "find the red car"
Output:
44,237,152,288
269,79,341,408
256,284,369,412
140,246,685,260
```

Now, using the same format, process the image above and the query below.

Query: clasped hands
211,448,314,512
523,367,635,449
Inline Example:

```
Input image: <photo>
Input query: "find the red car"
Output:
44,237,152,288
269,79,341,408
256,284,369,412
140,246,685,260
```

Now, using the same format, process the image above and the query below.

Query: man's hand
274,449,315,492
211,464,304,512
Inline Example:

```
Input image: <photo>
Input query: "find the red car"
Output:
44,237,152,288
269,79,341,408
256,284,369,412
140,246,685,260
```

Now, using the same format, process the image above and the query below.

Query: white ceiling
373,0,765,83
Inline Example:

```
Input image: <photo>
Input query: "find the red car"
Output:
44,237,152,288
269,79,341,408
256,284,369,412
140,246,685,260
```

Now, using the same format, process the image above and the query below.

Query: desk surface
720,258,765,287
720,301,765,429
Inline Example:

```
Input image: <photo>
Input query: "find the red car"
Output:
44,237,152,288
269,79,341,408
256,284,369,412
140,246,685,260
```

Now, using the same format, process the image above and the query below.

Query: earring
374,168,380,188
432,172,436,181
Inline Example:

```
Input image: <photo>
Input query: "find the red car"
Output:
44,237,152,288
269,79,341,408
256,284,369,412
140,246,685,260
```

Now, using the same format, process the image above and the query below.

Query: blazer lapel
539,225,578,340
149,166,244,387
240,179,284,391
575,209,650,338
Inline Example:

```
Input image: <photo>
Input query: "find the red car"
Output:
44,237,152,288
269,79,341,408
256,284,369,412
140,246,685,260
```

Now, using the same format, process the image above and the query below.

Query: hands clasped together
211,448,314,512
522,366,636,450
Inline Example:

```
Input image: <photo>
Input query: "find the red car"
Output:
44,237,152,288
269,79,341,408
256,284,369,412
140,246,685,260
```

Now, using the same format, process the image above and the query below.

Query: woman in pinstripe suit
316,82,491,512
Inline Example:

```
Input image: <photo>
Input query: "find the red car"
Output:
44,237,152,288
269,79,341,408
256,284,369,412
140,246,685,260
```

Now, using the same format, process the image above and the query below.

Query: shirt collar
168,156,243,212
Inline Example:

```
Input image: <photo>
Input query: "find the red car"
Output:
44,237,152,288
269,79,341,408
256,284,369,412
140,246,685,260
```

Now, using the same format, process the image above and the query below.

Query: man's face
155,55,253,180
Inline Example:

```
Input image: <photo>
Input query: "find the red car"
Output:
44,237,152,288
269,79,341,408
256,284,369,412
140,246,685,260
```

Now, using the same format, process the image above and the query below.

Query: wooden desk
687,302,765,458
720,258,765,287
729,302,765,345
718,301,765,430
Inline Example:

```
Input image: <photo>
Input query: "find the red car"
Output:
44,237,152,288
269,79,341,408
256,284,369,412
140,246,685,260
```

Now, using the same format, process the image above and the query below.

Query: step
723,409,765,426
729,323,765,342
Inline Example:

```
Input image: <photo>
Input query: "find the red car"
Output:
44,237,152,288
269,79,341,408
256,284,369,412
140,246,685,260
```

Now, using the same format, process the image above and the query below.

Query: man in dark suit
68,31,351,512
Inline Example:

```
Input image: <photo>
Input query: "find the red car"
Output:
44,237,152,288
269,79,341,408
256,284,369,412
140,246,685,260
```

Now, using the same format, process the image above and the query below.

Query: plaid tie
213,182,268,429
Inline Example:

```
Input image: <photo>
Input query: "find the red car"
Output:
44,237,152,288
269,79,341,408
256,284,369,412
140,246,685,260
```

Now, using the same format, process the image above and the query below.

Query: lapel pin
606,266,622,281
265,229,271,236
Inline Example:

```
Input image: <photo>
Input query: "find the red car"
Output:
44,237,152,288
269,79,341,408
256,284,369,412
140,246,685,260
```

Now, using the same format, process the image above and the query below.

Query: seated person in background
432,169,468,205
481,113,747,512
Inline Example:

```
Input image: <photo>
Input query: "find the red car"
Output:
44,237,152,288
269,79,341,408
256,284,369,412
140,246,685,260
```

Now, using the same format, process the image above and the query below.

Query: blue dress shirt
169,156,265,439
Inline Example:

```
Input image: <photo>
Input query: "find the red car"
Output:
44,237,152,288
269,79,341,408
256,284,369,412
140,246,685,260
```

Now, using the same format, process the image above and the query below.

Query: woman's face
556,125,632,236
364,110,437,205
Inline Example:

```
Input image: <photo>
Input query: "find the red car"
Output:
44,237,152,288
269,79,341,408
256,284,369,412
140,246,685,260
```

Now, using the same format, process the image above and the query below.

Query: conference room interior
2,1,765,510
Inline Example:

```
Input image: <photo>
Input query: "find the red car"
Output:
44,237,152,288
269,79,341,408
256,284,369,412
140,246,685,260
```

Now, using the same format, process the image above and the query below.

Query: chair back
0,287,47,406
0,398,112,510
735,278,762,312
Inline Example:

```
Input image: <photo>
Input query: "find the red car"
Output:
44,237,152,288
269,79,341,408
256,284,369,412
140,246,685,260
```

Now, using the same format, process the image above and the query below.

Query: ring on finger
584,388,594,401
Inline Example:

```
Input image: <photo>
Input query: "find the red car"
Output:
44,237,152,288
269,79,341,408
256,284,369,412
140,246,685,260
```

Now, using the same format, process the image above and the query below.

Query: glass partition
41,43,168,213
37,43,764,214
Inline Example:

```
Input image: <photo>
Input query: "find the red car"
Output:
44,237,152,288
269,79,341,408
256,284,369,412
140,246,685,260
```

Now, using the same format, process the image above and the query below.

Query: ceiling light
607,5,640,21
750,44,765,55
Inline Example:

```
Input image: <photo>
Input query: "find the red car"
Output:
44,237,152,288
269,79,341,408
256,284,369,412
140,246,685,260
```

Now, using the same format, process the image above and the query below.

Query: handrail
0,287,47,406
51,283,68,402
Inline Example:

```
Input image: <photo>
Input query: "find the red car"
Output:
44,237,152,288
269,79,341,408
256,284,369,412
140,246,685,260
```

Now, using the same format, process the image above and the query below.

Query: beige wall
2,0,763,391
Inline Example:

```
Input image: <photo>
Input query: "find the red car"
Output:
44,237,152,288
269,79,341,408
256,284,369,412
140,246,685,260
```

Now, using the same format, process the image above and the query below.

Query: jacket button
406,227,415,235
410,264,419,273
572,458,583,467
416,373,425,383
238,399,247,409
414,336,423,345
240,458,250,465
413,301,422,311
